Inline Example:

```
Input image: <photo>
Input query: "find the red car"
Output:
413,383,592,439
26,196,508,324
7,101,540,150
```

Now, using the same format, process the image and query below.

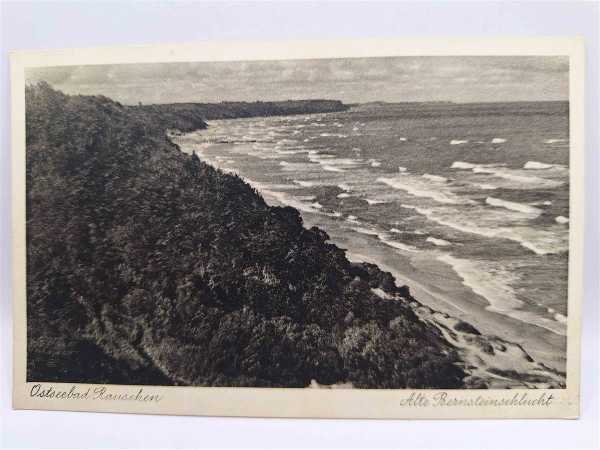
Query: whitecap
524,161,567,170
451,161,476,170
555,216,569,224
337,193,352,199
370,160,382,167
401,203,568,256
486,197,542,216
377,234,419,253
352,227,379,236
399,137,407,142
398,166,408,173
437,254,566,336
426,236,451,247
554,313,568,323
322,165,345,173
296,195,317,201
544,139,567,144
491,138,507,144
422,173,448,183
365,199,388,205
378,176,474,205
450,139,469,145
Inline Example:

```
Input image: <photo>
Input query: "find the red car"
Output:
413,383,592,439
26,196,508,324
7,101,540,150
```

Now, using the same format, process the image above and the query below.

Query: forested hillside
25,82,465,388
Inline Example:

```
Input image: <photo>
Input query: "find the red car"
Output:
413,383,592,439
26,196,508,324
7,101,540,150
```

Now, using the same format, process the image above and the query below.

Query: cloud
26,56,568,104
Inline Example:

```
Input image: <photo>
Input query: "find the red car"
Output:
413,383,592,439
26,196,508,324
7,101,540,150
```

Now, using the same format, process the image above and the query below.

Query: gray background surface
1,1,598,449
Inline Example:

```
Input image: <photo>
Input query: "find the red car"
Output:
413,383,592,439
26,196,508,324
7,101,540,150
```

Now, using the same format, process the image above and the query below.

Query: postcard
11,37,584,418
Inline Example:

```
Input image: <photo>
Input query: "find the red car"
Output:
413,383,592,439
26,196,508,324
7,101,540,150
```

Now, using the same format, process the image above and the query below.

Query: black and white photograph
10,38,585,419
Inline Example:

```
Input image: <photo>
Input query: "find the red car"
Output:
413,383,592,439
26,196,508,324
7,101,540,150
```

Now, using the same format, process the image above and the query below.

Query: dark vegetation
26,82,465,388
129,99,348,132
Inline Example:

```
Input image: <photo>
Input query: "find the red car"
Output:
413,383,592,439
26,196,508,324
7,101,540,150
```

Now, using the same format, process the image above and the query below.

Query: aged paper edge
10,37,584,419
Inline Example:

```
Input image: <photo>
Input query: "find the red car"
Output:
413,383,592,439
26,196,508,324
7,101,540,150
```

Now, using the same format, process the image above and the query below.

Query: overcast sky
26,56,569,105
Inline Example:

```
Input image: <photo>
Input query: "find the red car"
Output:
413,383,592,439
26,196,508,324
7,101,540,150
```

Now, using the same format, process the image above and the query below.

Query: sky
26,56,569,105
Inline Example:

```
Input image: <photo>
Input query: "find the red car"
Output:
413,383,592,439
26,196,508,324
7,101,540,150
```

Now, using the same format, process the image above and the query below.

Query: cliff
25,82,466,388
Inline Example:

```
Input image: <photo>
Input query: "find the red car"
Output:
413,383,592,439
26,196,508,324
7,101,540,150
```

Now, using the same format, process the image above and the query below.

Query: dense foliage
26,83,465,388
131,99,348,128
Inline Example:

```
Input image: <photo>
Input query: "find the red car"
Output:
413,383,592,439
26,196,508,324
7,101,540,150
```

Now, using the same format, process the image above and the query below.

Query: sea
173,101,570,371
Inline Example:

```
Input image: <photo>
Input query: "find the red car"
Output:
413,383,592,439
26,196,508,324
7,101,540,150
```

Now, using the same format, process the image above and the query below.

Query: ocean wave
365,199,388,205
491,138,506,144
338,183,352,191
451,161,476,170
377,233,419,252
322,165,345,173
555,216,569,224
544,139,567,144
450,139,469,145
337,193,352,199
296,195,317,201
293,180,320,188
352,227,379,236
378,176,474,205
399,137,407,142
426,236,451,247
398,166,408,173
451,161,564,189
422,173,448,183
401,203,568,256
524,161,567,171
476,183,498,190
437,254,567,336
369,160,382,168
486,197,542,217
320,133,348,138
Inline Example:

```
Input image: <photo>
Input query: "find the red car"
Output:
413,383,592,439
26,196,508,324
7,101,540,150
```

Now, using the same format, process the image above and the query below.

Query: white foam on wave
524,161,554,170
337,193,352,199
378,176,474,205
422,173,448,183
297,195,317,201
554,313,568,323
377,233,419,253
352,227,379,236
401,203,568,256
370,160,382,167
544,139,567,144
452,161,564,189
365,199,388,205
346,215,360,224
486,197,542,217
338,183,352,191
320,132,348,138
437,254,567,336
451,161,476,170
311,202,323,209
555,216,569,224
399,137,407,142
491,138,507,144
398,166,408,173
323,165,345,173
450,139,469,145
476,183,498,190
293,180,319,188
426,236,451,247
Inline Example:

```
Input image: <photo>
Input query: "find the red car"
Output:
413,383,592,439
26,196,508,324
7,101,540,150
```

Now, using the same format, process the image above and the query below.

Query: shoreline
173,133,566,382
